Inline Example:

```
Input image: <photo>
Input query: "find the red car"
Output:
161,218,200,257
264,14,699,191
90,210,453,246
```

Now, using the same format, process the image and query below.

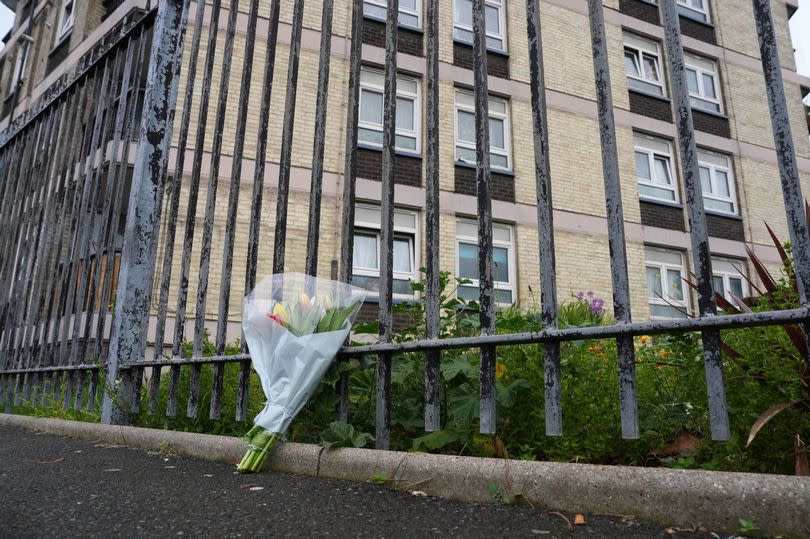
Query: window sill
628,88,670,102
362,13,423,33
452,39,509,58
691,107,727,120
705,210,742,221
454,160,514,176
357,142,422,159
639,197,682,209
49,30,73,56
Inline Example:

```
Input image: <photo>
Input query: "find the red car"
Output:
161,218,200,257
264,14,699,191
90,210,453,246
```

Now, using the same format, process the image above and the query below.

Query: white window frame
10,41,29,88
453,0,507,52
684,52,723,114
55,0,76,45
454,89,511,171
363,0,422,29
352,203,420,298
455,219,516,306
697,150,738,216
711,257,748,304
623,33,666,97
645,247,689,320
634,134,678,204
358,67,421,154
676,0,710,23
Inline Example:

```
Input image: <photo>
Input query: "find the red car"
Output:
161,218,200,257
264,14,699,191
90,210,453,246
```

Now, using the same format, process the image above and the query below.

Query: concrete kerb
2,413,809,537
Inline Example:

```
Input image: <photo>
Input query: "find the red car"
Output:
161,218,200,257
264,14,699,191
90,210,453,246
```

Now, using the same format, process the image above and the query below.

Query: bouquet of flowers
237,273,368,473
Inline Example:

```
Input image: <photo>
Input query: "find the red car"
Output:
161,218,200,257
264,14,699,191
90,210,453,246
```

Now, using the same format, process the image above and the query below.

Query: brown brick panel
679,16,716,44
629,90,673,122
357,147,423,187
362,18,424,57
453,42,509,80
706,213,745,241
454,165,515,202
692,109,731,138
619,0,660,25
640,201,685,231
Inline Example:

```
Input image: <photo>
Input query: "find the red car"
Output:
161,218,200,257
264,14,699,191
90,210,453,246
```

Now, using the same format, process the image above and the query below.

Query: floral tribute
237,273,368,473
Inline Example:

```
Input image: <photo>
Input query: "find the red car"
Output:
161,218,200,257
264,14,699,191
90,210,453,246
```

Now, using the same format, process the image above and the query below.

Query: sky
0,1,807,76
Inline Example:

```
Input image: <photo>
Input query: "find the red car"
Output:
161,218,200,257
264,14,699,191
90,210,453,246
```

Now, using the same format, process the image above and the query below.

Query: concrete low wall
2,413,808,537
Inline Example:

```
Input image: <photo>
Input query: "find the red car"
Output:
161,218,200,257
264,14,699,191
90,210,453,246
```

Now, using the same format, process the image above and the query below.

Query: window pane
458,242,478,279
396,97,414,131
642,54,660,82
686,69,699,94
702,73,716,99
704,198,734,213
699,166,711,193
490,153,508,169
712,275,724,295
457,110,475,143
730,278,744,298
458,285,478,301
715,170,730,197
485,5,500,33
489,117,505,150
395,134,417,150
653,156,671,185
360,90,383,125
495,289,513,304
493,246,509,282
486,36,504,50
353,234,378,270
625,50,640,77
635,151,651,180
393,238,412,273
639,184,676,201
363,2,387,19
401,0,417,9
667,269,684,301
650,304,688,319
393,279,412,295
646,266,662,298
352,274,380,292
456,146,476,163
358,127,383,145
400,12,419,27
454,0,472,26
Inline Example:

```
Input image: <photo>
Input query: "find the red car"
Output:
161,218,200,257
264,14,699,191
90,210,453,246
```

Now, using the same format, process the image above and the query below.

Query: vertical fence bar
751,0,810,308
423,0,441,432
211,0,261,420
525,0,562,436
272,0,305,276
189,0,240,419
337,0,364,423
151,0,201,416
472,0,496,434
375,0,399,450
238,0,282,422
587,0,639,439
660,0,729,440
304,0,335,278
101,0,186,425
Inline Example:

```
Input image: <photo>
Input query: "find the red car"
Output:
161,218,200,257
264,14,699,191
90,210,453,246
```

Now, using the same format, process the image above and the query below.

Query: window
685,53,722,114
352,204,419,297
56,0,76,44
646,247,688,319
453,0,506,52
456,219,515,305
454,89,511,170
363,0,421,29
10,41,29,89
624,34,666,97
676,0,710,23
712,257,748,304
634,134,678,203
697,150,737,215
358,67,421,153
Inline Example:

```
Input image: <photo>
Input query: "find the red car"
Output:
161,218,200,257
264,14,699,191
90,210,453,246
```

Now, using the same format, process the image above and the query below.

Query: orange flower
495,362,508,380
639,335,651,344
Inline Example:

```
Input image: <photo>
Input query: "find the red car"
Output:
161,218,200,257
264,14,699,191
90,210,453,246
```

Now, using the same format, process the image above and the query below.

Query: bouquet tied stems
237,425,281,473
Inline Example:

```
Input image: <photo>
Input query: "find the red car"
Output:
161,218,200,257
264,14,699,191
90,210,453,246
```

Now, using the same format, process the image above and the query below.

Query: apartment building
1,0,809,332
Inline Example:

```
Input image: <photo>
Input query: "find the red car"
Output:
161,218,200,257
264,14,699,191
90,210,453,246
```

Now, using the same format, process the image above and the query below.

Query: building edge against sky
0,0,809,335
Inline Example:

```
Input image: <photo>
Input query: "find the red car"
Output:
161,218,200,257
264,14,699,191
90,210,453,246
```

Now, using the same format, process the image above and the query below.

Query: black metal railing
0,0,807,451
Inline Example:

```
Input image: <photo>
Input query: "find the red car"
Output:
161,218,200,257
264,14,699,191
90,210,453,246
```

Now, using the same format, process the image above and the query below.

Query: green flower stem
237,428,280,473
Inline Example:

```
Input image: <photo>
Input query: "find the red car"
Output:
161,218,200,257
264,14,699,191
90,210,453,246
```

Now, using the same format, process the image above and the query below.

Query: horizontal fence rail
0,0,807,451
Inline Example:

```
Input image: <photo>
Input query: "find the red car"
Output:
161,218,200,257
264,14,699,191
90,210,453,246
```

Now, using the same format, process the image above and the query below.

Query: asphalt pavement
0,426,739,538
